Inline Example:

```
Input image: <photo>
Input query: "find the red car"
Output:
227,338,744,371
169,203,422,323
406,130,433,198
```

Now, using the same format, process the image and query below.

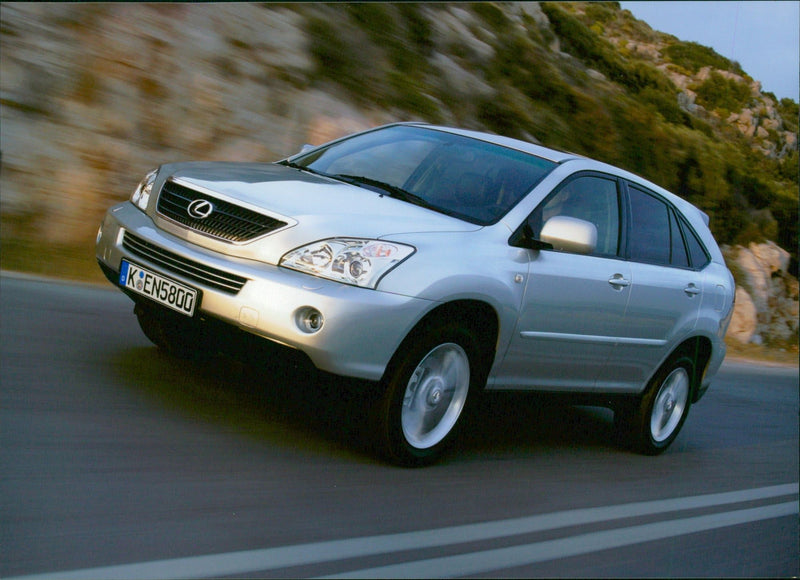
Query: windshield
282,125,558,225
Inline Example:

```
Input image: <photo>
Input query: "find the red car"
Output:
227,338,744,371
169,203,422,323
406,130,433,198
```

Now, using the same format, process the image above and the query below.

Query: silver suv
96,123,735,465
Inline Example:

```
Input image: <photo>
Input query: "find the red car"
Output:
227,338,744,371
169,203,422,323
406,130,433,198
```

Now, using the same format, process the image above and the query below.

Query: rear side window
627,186,671,265
627,184,709,269
670,212,690,268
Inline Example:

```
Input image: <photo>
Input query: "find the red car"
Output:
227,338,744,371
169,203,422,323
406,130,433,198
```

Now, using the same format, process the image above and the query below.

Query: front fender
378,232,529,367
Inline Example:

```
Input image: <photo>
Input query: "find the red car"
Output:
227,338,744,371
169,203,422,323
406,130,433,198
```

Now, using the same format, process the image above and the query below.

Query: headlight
130,169,158,211
280,238,415,289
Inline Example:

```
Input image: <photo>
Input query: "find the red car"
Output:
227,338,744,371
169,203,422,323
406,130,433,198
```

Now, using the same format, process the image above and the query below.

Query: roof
405,123,578,164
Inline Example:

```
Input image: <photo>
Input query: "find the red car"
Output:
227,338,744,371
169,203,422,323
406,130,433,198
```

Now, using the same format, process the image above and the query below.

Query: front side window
529,174,621,257
284,125,557,225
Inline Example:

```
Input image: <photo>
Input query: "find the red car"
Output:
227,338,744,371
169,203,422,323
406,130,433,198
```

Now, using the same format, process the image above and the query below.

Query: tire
134,302,207,359
620,355,694,455
374,323,483,466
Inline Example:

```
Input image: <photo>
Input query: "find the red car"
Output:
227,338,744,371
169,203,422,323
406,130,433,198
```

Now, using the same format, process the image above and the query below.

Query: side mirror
540,216,597,255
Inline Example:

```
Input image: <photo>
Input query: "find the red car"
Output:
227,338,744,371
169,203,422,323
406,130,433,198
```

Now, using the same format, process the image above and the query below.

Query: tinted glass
682,219,710,269
530,175,620,256
669,210,690,268
288,125,557,225
628,186,671,265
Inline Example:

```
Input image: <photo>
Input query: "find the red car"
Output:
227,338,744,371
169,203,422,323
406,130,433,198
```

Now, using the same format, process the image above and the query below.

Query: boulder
727,243,798,345
728,286,758,344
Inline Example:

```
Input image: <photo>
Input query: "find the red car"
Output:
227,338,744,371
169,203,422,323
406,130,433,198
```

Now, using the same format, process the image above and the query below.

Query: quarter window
669,210,690,268
682,219,710,269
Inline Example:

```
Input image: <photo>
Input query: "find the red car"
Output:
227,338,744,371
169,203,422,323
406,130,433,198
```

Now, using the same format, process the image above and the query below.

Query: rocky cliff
726,242,799,346
1,2,796,347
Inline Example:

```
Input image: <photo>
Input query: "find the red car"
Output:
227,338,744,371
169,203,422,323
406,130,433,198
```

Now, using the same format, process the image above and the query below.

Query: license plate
119,260,199,316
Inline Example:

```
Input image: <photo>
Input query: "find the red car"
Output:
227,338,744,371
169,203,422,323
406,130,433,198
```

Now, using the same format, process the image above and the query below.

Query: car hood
158,161,480,262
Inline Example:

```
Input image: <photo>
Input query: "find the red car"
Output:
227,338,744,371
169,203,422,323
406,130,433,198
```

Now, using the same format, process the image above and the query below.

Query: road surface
1,274,797,578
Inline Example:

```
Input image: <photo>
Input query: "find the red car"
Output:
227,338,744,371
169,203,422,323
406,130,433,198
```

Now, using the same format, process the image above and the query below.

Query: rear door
604,183,706,391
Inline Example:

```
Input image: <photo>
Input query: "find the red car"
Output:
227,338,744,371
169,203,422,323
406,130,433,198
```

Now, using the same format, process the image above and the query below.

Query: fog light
297,307,324,333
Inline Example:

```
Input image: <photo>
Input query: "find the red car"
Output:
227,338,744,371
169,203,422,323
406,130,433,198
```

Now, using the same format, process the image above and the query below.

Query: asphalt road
1,273,797,578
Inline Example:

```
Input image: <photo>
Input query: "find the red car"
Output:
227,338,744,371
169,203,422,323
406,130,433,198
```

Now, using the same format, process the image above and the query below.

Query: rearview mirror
540,216,597,255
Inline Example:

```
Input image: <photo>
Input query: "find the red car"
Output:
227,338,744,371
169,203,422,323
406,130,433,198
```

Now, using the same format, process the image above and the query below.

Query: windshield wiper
332,174,439,211
279,160,326,178
280,166,441,212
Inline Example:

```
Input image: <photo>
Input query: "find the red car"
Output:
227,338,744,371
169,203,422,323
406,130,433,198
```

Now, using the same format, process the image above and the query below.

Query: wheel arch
669,335,714,403
382,299,499,387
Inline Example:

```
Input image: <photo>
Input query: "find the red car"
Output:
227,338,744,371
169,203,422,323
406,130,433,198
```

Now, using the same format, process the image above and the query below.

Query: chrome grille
122,232,247,294
157,180,288,242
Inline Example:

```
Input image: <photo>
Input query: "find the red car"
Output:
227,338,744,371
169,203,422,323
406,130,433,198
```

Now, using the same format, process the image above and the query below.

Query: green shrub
472,2,510,33
542,3,677,98
777,98,799,133
305,15,388,104
488,33,579,115
639,87,690,125
694,71,752,113
476,90,532,140
398,3,434,57
584,2,619,24
664,41,744,75
541,3,609,69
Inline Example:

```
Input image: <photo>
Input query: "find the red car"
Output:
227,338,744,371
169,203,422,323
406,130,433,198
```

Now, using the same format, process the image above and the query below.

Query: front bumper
96,203,433,380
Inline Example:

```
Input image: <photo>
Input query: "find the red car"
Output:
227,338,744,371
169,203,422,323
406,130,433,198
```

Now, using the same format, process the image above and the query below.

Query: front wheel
374,324,482,466
618,355,694,455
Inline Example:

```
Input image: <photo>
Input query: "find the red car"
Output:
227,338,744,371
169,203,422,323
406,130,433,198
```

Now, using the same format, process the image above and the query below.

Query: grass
0,237,108,286
724,338,798,367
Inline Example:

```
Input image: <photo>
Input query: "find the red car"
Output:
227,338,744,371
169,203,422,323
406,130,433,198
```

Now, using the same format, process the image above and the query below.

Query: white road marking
8,483,797,580
324,501,799,579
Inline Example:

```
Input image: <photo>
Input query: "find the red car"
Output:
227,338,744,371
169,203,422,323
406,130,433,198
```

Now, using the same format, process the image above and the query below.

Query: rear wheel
374,323,482,466
617,355,694,455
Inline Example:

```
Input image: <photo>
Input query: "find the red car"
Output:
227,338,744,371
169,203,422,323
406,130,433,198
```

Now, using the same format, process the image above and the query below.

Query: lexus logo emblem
187,199,214,220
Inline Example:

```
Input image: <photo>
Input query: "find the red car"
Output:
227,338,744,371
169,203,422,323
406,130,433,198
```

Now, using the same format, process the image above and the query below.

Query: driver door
492,173,631,391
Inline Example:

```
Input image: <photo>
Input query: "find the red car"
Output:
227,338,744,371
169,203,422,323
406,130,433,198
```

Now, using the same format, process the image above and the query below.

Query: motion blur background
1,2,797,356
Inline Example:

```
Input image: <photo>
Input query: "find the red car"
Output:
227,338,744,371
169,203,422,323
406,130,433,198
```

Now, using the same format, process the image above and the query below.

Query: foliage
693,71,753,114
663,41,745,75
583,2,619,24
487,33,578,116
306,6,435,111
540,3,677,97
346,4,429,74
306,15,384,103
777,98,799,133
472,2,511,32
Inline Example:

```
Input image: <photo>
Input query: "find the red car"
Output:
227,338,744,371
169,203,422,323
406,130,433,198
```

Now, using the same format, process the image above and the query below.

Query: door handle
684,284,701,297
608,274,630,289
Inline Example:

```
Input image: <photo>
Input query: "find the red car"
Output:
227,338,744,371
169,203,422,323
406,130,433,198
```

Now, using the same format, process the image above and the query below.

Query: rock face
726,242,799,345
0,4,388,245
